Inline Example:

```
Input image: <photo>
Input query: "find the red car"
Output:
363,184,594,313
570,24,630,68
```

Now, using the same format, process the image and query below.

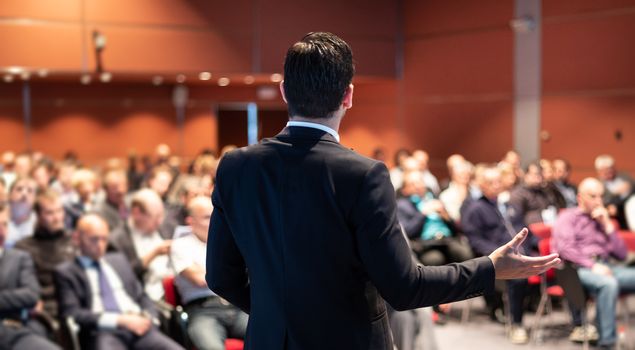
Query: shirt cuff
98,312,119,330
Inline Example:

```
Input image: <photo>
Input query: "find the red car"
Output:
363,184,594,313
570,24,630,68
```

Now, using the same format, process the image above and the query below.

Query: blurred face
58,165,76,188
578,181,604,214
10,179,36,205
479,169,503,199
0,209,8,246
553,160,569,181
541,161,554,182
402,173,426,197
14,156,32,177
412,151,429,170
131,202,164,234
596,166,616,181
77,219,109,260
524,165,543,188
187,200,213,242
149,171,172,198
105,175,127,206
38,197,65,232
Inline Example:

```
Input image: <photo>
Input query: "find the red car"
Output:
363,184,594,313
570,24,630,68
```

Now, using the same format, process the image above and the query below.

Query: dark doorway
217,107,287,150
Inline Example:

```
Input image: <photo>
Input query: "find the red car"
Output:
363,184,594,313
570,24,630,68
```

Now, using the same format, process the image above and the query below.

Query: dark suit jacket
0,249,41,320
54,252,157,345
206,126,495,350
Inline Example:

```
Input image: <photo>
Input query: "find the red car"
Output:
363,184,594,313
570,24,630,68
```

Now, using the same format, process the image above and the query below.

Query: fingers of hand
509,228,528,249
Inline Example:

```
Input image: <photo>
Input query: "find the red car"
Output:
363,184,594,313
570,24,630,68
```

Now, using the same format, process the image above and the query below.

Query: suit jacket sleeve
0,251,41,312
206,185,251,313
54,264,101,329
349,162,495,311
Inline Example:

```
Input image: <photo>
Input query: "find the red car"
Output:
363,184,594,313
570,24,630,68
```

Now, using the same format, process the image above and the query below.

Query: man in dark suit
0,204,61,350
54,214,182,350
206,32,560,350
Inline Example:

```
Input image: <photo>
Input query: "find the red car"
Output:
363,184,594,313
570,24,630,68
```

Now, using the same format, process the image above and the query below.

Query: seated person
0,203,61,350
552,178,635,349
6,176,38,248
170,196,247,350
109,189,173,302
461,165,536,345
397,170,472,266
552,158,577,208
509,161,563,226
595,154,634,229
15,189,77,328
54,214,183,350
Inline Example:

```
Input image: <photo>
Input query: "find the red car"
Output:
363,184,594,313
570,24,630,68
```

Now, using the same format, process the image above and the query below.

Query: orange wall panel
543,12,635,92
404,29,513,95
404,0,512,37
541,95,635,182
543,0,635,17
0,0,81,21
0,23,82,69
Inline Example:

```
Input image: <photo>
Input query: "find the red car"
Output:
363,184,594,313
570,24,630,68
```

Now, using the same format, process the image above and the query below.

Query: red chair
618,230,635,252
528,222,552,240
162,276,245,350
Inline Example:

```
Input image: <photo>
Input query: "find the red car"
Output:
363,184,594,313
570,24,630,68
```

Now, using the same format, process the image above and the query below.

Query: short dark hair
283,32,355,119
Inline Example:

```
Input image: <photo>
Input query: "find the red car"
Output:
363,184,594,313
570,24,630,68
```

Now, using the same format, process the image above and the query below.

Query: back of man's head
283,32,355,119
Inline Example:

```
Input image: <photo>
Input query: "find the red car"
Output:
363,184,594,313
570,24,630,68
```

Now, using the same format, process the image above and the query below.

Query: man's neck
289,116,341,132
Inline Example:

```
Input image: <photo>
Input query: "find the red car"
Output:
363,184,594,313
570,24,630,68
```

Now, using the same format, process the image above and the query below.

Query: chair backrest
162,275,178,307
528,222,552,240
554,261,586,310
538,238,556,280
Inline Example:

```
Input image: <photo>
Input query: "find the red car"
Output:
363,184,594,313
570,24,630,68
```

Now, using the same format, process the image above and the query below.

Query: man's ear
342,84,354,109
279,81,288,104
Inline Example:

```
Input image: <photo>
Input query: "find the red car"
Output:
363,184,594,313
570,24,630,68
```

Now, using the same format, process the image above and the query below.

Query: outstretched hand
488,228,561,280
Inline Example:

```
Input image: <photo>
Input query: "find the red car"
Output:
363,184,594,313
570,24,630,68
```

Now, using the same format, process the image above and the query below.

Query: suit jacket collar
276,126,339,144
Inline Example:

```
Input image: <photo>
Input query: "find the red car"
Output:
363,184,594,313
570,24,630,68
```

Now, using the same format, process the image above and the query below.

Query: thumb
508,228,528,252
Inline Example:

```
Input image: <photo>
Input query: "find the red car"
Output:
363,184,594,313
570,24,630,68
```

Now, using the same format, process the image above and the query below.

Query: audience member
54,214,183,350
552,178,635,349
6,176,38,247
461,165,534,344
397,171,472,266
595,154,634,229
94,169,130,231
439,159,475,223
0,203,61,350
412,150,440,196
14,190,76,325
389,148,412,191
109,189,173,301
540,159,567,210
171,196,247,350
509,162,560,226
553,158,577,208
65,168,99,229
501,150,524,180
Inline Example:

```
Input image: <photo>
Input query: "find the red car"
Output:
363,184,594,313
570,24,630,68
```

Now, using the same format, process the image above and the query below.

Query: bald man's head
75,214,110,260
577,177,604,214
186,196,213,242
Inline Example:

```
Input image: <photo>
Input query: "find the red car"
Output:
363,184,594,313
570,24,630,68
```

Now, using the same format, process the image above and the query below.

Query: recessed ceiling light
176,74,186,83
3,75,14,83
270,73,282,82
199,72,212,81
152,76,163,86
37,69,49,78
80,74,91,85
218,77,230,86
20,71,30,81
99,72,112,83
244,75,255,85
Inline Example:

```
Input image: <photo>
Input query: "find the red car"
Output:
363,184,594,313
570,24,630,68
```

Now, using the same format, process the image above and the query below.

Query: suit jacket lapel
72,257,93,308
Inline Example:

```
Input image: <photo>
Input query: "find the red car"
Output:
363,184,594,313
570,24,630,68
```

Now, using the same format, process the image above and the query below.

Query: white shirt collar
286,121,340,142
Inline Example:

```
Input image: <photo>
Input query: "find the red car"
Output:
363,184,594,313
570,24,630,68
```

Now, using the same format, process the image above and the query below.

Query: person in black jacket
206,32,560,350
0,204,61,350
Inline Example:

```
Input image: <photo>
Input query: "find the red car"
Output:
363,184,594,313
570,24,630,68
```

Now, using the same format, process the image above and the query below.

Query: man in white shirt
109,189,173,301
171,196,247,350
5,177,37,248
54,214,183,350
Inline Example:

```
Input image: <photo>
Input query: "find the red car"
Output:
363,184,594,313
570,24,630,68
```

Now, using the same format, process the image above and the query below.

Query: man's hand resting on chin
489,228,561,280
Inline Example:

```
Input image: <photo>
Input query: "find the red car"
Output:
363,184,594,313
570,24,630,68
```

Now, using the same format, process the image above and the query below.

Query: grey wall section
513,0,541,166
